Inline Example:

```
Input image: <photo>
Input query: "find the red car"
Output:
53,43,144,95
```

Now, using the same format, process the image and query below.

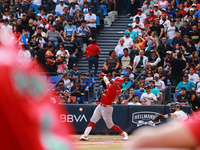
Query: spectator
170,52,186,85
64,20,76,40
2,19,12,32
63,90,73,104
119,48,133,71
184,8,195,21
63,72,72,89
175,74,196,92
143,30,158,49
123,87,135,103
115,38,127,57
21,13,29,26
160,14,170,33
183,1,190,12
16,18,24,34
158,0,168,9
69,2,81,17
188,15,197,27
157,37,173,56
148,50,164,68
27,8,36,21
18,44,31,62
125,24,137,41
188,90,200,112
29,36,39,57
147,49,158,69
128,94,141,105
166,19,178,40
122,74,132,90
76,20,91,46
154,73,165,104
47,14,55,26
180,20,192,37
83,1,89,15
95,83,105,102
189,51,200,70
70,79,85,104
62,7,72,22
157,66,168,85
132,17,145,35
166,4,175,18
188,26,200,45
63,34,78,69
74,10,84,27
54,18,64,35
55,0,68,15
120,30,134,50
133,50,148,73
175,87,188,103
188,67,199,85
141,0,154,16
102,50,119,77
179,4,187,17
46,25,64,46
150,18,164,39
37,18,51,32
80,73,90,101
69,64,81,81
153,4,162,17
85,7,96,38
175,16,184,30
85,39,100,76
140,85,157,105
145,80,160,102
133,8,146,25
40,9,46,19
138,76,147,90
172,31,184,47
147,10,158,24
25,18,36,36
133,36,146,50
172,8,184,20
57,80,69,95
145,70,153,82
37,33,50,49
184,39,196,56
35,43,48,68
126,65,135,81
56,43,70,71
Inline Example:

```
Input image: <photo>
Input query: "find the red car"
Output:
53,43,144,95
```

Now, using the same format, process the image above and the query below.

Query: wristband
167,113,171,118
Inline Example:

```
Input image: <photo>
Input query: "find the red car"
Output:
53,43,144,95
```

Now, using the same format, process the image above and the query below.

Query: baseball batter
80,76,128,140
152,102,188,122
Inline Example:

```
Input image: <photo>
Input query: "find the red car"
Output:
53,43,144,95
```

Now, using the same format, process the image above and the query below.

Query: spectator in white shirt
154,73,165,104
140,86,157,105
69,2,81,16
1,19,12,32
128,94,142,105
85,7,96,38
55,0,68,15
188,67,199,84
133,50,148,73
160,14,170,32
115,38,127,57
132,17,145,35
133,8,146,25
119,30,134,50
166,19,178,39
153,4,162,17
18,45,31,62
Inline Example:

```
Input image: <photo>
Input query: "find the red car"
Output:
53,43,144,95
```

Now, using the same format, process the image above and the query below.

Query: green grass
81,146,122,150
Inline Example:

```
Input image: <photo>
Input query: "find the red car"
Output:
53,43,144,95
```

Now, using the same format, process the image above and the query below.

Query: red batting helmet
113,77,123,86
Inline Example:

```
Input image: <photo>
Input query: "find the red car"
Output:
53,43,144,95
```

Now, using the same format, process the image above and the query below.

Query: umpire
187,90,200,112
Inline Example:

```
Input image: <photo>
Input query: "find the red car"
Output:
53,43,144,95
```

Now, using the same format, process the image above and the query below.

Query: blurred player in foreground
152,102,188,122
80,75,128,141
0,30,74,150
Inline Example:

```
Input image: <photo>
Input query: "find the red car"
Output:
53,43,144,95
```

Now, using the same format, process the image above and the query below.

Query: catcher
152,102,188,122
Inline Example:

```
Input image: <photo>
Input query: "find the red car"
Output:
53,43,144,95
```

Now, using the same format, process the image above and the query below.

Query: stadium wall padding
60,104,192,134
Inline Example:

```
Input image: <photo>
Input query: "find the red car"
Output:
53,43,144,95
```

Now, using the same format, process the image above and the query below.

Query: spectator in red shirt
37,18,51,32
179,4,187,17
85,39,101,76
147,10,158,24
159,9,170,20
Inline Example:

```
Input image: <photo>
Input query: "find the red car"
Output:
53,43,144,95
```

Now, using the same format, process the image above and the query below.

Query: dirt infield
73,135,127,149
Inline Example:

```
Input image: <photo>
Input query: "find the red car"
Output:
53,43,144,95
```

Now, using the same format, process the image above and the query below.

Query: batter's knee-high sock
110,125,123,134
84,122,95,136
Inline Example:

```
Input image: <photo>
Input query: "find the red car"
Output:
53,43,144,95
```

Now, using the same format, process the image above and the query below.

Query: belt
100,103,112,107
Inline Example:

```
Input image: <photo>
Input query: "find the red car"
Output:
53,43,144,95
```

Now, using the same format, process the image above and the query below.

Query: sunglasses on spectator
59,84,64,86
60,47,64,48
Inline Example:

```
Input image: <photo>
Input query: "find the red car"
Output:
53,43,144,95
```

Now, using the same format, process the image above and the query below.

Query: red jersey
147,15,158,24
85,44,100,59
101,83,121,105
37,23,51,31
179,10,187,17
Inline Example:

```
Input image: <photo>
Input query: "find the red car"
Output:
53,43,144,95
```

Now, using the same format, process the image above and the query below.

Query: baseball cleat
80,134,88,141
121,131,128,140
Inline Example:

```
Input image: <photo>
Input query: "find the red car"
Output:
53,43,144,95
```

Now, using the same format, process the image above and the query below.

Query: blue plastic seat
98,5,107,15
167,39,173,45
96,16,100,26
134,91,143,99
49,76,61,83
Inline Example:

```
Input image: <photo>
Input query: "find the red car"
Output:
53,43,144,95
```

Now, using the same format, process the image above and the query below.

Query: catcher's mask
169,102,182,113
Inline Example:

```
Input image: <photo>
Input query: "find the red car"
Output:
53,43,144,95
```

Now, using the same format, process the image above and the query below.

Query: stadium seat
167,39,173,45
49,76,61,83
71,96,77,104
96,16,100,26
141,103,147,105
134,91,143,99
98,5,107,15
122,103,128,105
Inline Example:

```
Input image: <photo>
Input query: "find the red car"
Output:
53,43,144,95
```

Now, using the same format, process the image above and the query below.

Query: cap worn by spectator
184,19,189,22
48,44,54,49
76,79,81,83
36,13,41,16
154,18,159,21
154,73,159,78
161,8,166,11
107,73,112,77
137,8,142,11
66,34,71,37
198,20,200,23
192,4,197,7
126,65,132,70
22,13,27,16
175,8,179,12
88,7,92,11
140,76,145,80
145,85,151,89
190,8,195,11
42,18,47,22
51,25,56,27
124,73,129,76
84,1,88,4
71,2,75,5
3,19,8,22
73,64,78,67
60,0,64,2
10,3,14,6
64,90,69,93
81,20,86,23
81,73,86,76
149,80,155,83
127,24,132,27
171,19,175,22
179,4,184,7
15,8,20,11
25,29,30,32
183,74,189,78
166,51,173,54
150,49,155,53
4,9,9,12
168,4,172,7
150,10,154,13
43,43,48,48
124,30,130,34
181,87,186,90
55,18,60,22
37,33,42,37
10,13,14,18
154,4,158,7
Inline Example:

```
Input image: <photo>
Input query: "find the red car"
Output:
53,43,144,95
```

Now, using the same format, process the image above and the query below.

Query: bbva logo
60,114,88,123
132,111,161,127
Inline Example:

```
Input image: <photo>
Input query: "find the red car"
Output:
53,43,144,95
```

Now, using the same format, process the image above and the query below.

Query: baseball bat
50,74,64,90
119,71,146,98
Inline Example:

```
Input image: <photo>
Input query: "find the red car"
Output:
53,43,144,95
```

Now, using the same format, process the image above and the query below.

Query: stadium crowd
1,0,200,106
